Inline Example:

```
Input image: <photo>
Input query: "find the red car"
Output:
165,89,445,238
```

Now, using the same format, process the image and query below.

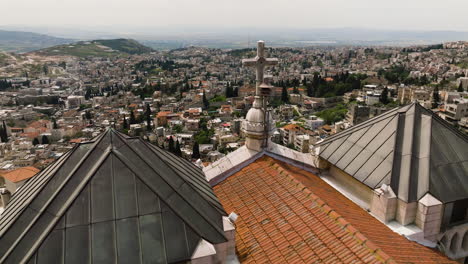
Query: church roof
213,156,454,263
0,129,226,264
317,102,468,203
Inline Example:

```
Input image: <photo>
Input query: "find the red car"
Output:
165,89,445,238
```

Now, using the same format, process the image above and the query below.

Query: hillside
0,30,72,53
34,39,154,58
94,39,154,54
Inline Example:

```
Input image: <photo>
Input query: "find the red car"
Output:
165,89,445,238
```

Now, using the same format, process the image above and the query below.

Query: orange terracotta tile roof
69,138,83,144
214,156,395,263
1,167,39,183
28,120,49,129
214,156,454,264
282,124,301,131
281,161,455,264
157,111,172,117
20,132,40,139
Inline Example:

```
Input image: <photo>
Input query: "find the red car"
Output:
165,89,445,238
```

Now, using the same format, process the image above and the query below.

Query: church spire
241,41,278,151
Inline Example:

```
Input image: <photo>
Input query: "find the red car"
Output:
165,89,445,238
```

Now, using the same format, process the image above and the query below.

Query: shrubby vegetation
315,104,348,125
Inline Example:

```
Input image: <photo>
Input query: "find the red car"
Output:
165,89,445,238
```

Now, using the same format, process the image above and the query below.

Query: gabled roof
317,102,468,203
0,129,226,264
213,156,454,263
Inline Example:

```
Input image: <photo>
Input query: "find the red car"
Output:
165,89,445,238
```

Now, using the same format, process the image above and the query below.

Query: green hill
0,30,72,53
94,39,153,54
34,39,154,57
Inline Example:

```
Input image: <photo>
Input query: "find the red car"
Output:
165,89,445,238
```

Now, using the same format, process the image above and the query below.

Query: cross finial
242,41,278,97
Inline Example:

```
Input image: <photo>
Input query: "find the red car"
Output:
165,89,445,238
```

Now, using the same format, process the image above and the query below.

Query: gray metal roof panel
0,129,226,263
144,141,225,213
319,102,468,203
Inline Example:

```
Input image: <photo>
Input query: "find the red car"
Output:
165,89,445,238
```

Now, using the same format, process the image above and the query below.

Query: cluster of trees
160,136,201,161
132,81,181,99
315,104,348,125
225,82,239,98
0,79,12,91
121,110,144,130
379,65,433,86
304,72,366,98
32,135,49,145
194,118,214,144
134,59,192,73
377,65,409,84
378,65,434,86
167,136,182,157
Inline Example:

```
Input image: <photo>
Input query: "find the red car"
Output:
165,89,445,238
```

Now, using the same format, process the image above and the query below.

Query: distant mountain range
1,27,468,51
32,39,154,57
0,30,72,53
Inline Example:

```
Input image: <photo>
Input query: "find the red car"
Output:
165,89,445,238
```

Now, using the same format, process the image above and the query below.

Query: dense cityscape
1,40,467,171
0,32,467,263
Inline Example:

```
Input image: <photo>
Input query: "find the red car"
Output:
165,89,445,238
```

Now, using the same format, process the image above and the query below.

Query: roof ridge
109,131,227,243
415,102,468,142
269,158,396,264
0,146,76,234
318,105,403,146
0,143,113,263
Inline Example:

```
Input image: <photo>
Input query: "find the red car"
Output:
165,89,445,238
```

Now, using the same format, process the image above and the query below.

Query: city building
346,104,370,125
442,98,468,124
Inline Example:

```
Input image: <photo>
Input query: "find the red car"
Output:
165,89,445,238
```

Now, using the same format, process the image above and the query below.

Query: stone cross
242,40,278,96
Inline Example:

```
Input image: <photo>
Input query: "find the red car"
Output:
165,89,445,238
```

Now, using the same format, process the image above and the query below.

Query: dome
246,107,265,123
243,107,275,136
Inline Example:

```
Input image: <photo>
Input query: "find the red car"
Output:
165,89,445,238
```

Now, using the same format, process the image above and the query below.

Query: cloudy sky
2,0,467,31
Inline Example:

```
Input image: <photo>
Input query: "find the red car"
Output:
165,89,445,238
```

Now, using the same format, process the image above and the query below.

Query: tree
168,136,175,153
0,124,7,143
281,85,289,103
129,110,137,124
85,88,92,100
32,138,39,146
380,87,389,104
122,115,128,129
85,110,92,120
458,82,464,92
192,142,200,159
145,104,152,131
202,90,209,110
226,82,234,98
42,135,49,144
174,140,182,157
432,86,441,109
53,119,58,129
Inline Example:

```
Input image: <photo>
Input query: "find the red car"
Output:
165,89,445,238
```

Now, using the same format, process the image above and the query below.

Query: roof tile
214,156,410,263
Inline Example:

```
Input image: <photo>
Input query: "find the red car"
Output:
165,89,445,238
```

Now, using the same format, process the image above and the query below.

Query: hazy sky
2,0,468,31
